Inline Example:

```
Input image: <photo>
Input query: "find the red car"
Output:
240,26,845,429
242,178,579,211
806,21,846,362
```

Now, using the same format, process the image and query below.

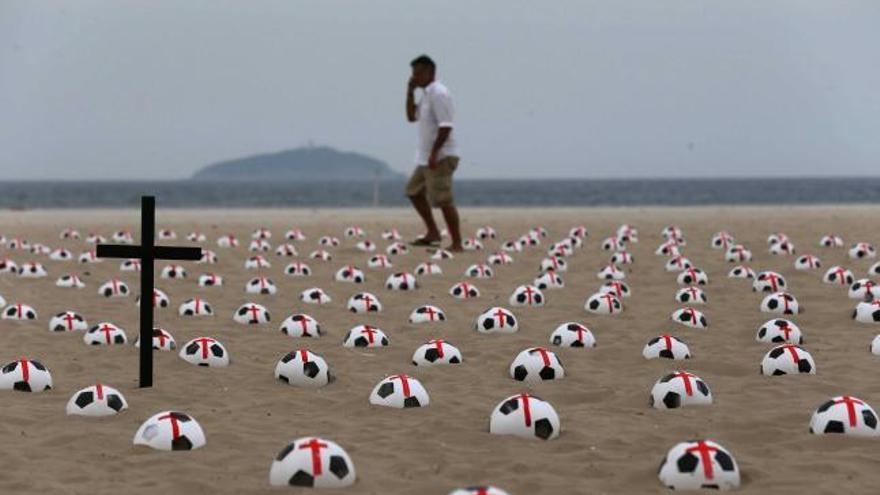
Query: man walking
405,54,462,252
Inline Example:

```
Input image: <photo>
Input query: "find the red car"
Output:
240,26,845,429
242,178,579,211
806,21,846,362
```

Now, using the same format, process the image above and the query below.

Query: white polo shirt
415,80,457,165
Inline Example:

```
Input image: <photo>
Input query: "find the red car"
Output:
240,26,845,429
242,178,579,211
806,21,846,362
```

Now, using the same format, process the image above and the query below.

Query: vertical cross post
139,196,155,388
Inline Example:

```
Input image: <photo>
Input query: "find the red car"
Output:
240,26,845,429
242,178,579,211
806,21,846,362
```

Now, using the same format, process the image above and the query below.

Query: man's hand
427,150,439,169
406,77,418,122
408,76,417,92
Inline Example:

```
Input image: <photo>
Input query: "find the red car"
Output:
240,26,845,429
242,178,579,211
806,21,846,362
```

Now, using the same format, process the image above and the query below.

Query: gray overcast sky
1,0,878,180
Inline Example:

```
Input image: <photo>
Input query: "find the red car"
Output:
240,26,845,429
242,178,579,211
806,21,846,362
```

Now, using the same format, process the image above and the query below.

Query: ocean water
0,178,878,208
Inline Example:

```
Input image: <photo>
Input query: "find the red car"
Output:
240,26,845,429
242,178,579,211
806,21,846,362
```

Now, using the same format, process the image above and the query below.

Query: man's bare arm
428,126,452,168
406,78,418,122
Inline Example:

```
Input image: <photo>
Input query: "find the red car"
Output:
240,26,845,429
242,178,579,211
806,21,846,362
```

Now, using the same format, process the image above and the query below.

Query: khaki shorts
405,156,459,207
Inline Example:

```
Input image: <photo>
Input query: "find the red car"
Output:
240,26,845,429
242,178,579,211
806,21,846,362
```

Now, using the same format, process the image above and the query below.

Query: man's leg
405,165,441,242
440,204,463,251
408,192,441,241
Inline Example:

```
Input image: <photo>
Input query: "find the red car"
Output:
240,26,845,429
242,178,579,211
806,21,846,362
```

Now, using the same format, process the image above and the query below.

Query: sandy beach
1,206,879,494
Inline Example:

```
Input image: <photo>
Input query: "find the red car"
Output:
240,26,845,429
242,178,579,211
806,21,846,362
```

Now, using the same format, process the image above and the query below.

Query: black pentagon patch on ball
107,394,124,411
659,349,674,359
534,418,554,440
13,381,32,392
513,365,528,381
659,373,675,384
797,359,812,373
281,352,296,364
482,318,494,330
170,435,193,451
824,420,845,434
403,396,421,408
714,450,735,471
75,391,94,408
500,398,519,415
377,382,394,399
589,300,599,310
539,366,556,380
873,310,880,322
185,342,199,355
758,328,767,339
534,294,543,304
289,470,315,487
329,455,349,479
516,293,526,303
677,452,699,473
663,391,682,409
303,361,320,379
113,335,125,344
424,348,441,363
696,380,710,396
768,299,779,309
237,307,248,316
769,347,785,359
863,409,878,429
449,356,461,364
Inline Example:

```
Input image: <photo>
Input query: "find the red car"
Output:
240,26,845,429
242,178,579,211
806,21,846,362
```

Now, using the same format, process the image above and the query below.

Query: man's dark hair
410,54,436,71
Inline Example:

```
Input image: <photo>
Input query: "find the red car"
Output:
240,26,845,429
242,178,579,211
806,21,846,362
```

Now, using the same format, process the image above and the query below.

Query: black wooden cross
96,196,202,388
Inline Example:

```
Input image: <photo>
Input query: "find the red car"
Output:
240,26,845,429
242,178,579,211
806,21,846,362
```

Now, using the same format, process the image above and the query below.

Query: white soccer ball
216,234,238,248
319,235,340,247
675,286,707,305
671,307,708,329
724,245,752,262
178,297,214,316
509,347,565,383
658,440,740,490
385,241,409,256
356,240,376,252
769,240,796,255
252,227,272,240
760,292,800,315
534,270,564,290
822,265,855,286
59,228,81,240
160,264,187,279
342,325,388,348
98,279,129,297
597,263,625,280
233,303,271,324
133,411,206,451
367,254,393,269
111,230,134,244
414,262,443,276
245,255,271,269
119,259,139,271
280,314,322,338
335,265,365,283
656,241,680,257
275,243,298,257
242,276,276,295
489,393,560,441
849,279,878,300
408,304,446,324
599,280,631,299
539,256,567,273
502,240,523,253
381,228,401,241
450,281,480,299
463,237,484,251
487,252,514,265
275,349,331,387
711,231,735,250
49,311,88,332
794,254,821,270
385,272,417,291
179,337,229,367
474,307,518,334
601,236,624,252
643,334,691,360
2,302,37,320
346,292,382,313
820,234,844,248
871,335,880,354
433,249,456,261
571,225,590,239
66,383,128,417
187,231,206,242
285,228,306,241
448,486,510,495
476,225,497,239
369,374,429,408
869,262,880,277
0,359,52,392
761,344,815,376
753,271,787,292
650,371,712,409
584,292,622,315
197,249,218,264
509,284,545,307
135,288,170,309
0,258,19,273
727,265,755,279
300,287,331,305
610,250,634,266
465,263,494,279
549,322,595,348
56,273,86,288
248,239,271,253
268,437,356,488
810,396,879,437
677,267,708,286
285,261,312,276
83,322,127,346
849,242,877,260
853,300,880,324
135,328,176,351
49,248,72,261
756,319,802,344
665,255,692,272
412,339,462,366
